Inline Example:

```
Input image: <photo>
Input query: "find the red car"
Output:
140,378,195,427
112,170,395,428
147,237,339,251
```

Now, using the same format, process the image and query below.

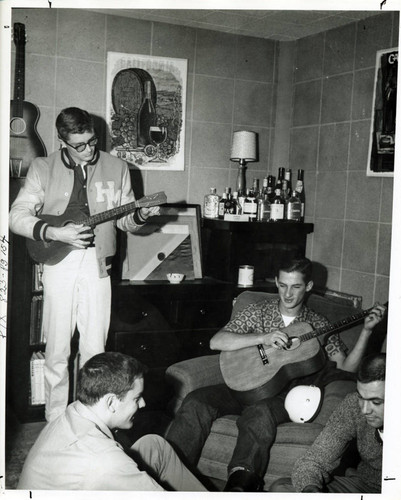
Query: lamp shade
230,131,257,162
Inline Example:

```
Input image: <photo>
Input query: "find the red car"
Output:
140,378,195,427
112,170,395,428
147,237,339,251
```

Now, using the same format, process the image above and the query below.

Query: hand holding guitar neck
363,303,387,332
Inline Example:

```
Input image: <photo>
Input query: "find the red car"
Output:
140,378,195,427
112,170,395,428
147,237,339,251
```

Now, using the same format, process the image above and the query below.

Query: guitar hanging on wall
10,22,47,178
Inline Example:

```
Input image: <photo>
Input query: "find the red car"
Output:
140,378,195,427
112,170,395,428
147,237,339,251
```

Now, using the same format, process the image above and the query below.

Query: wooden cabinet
107,279,233,367
201,218,314,283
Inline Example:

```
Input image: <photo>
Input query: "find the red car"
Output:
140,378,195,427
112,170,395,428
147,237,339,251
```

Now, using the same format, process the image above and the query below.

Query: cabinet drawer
177,329,216,359
174,299,232,330
112,330,180,368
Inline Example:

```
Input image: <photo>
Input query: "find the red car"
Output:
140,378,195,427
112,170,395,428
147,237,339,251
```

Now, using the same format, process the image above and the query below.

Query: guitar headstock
137,191,167,208
13,23,26,47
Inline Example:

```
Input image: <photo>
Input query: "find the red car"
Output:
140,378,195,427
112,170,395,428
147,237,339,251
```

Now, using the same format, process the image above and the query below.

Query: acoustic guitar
10,23,47,178
220,305,383,405
26,191,167,265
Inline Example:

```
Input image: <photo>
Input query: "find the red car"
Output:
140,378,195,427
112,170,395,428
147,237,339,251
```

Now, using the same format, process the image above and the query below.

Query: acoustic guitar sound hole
10,117,26,134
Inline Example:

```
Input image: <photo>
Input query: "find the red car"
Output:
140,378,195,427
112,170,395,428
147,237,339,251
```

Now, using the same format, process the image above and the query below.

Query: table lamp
230,130,257,195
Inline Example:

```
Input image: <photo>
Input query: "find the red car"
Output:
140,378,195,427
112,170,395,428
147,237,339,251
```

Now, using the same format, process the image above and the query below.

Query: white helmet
284,385,322,423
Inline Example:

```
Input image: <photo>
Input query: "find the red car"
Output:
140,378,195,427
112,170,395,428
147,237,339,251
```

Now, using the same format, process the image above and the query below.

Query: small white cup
167,273,185,284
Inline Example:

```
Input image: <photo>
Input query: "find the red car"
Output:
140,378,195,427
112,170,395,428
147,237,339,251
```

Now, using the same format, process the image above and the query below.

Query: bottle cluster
203,168,305,222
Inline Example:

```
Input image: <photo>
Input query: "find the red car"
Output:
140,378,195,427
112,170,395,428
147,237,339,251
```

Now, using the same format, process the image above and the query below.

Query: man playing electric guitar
165,257,386,492
9,107,161,422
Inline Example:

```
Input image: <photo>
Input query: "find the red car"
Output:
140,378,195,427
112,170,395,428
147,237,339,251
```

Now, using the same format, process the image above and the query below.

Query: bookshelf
7,179,45,421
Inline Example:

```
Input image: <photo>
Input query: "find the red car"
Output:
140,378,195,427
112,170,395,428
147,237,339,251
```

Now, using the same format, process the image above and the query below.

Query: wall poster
367,47,398,177
106,51,187,171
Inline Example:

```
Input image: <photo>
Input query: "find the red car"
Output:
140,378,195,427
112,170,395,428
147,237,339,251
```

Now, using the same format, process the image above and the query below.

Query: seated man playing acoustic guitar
165,257,386,492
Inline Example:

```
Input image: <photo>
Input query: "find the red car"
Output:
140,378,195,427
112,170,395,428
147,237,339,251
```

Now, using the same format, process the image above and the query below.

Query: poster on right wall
367,47,398,177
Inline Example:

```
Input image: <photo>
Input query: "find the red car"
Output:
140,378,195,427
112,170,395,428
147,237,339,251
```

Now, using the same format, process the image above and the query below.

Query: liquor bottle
204,187,219,219
257,192,271,222
284,169,292,199
237,190,246,215
295,169,305,221
224,189,236,214
243,188,258,221
267,175,275,203
270,181,285,222
286,190,302,222
137,80,156,148
218,188,229,219
252,177,260,197
231,191,239,214
261,177,268,197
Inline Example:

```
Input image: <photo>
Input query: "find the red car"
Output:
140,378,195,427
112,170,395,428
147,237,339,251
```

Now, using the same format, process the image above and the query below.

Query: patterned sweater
292,392,383,493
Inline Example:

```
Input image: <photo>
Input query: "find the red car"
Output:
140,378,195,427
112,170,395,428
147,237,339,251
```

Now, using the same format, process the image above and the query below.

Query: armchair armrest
165,354,223,413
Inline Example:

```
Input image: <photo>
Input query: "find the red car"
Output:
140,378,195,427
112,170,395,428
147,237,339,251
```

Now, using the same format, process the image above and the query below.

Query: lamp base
236,162,247,195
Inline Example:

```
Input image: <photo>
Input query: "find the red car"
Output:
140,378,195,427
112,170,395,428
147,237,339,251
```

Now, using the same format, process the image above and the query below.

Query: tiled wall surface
10,8,397,305
10,8,277,207
289,12,398,306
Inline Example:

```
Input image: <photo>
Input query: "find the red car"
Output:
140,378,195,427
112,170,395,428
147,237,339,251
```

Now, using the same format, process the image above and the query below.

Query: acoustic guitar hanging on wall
10,22,46,178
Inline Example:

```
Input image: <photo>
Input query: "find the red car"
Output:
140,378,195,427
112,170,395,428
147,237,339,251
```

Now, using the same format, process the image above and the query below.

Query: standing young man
166,257,385,492
18,352,207,491
9,107,160,422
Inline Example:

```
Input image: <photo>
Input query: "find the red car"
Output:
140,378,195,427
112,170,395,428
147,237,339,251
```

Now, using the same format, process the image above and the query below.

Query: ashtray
167,273,185,284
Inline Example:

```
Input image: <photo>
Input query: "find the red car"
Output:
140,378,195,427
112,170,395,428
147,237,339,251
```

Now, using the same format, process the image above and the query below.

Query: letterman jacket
9,150,145,278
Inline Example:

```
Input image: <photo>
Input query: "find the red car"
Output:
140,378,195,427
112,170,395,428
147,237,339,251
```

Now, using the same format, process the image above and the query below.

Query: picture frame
106,51,187,171
122,204,203,281
367,47,398,177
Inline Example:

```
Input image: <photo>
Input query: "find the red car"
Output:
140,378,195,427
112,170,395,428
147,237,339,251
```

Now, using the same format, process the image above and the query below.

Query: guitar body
220,322,326,404
26,209,92,266
10,100,47,176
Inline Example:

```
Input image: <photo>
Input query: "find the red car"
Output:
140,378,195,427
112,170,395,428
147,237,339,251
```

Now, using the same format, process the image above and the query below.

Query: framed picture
106,51,187,171
122,204,202,281
367,47,398,177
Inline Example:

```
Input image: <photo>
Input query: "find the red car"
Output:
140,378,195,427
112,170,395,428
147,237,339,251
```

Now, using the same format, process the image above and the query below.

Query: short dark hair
56,107,94,141
77,352,147,406
357,353,386,383
276,257,313,284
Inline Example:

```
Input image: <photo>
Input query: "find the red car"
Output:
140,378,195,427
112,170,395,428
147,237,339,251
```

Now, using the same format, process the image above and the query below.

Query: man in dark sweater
270,352,386,494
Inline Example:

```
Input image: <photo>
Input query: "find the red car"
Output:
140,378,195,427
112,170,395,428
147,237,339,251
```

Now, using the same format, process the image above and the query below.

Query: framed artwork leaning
106,51,188,171
121,204,202,281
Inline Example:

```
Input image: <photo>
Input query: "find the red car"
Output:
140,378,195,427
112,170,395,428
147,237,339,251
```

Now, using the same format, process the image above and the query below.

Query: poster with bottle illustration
106,51,187,170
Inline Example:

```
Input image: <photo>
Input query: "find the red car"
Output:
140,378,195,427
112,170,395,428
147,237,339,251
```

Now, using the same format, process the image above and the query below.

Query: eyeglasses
63,136,98,153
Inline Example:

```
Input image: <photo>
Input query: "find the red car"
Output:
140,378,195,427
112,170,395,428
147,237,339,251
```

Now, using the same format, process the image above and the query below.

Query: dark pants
165,383,289,478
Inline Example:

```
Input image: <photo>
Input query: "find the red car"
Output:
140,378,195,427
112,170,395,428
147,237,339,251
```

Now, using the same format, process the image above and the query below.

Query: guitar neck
13,23,25,116
75,200,140,226
72,191,166,226
299,308,372,343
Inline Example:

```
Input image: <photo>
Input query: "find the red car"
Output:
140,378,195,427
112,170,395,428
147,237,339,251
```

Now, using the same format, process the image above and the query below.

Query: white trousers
42,247,111,422
132,434,207,491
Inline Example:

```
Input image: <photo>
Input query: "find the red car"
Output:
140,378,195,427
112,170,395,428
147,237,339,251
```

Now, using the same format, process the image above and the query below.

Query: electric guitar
10,23,47,178
220,304,386,405
26,191,167,265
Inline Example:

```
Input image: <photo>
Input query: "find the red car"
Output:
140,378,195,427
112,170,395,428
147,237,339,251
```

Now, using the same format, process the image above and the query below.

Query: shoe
224,469,263,492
